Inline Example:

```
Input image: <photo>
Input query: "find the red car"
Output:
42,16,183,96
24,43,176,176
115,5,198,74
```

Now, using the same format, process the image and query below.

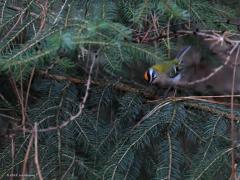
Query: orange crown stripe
144,71,149,81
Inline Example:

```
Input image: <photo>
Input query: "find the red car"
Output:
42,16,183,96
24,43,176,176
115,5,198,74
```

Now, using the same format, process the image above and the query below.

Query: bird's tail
175,46,191,64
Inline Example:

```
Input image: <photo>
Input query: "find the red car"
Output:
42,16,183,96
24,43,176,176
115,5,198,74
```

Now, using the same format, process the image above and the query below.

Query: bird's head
144,68,158,84
144,66,182,87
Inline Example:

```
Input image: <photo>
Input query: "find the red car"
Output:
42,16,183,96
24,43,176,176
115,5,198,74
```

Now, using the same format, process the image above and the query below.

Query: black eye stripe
147,71,151,82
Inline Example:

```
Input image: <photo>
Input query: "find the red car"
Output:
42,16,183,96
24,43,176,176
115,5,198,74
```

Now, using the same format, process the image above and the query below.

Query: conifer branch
37,53,97,133
36,70,157,99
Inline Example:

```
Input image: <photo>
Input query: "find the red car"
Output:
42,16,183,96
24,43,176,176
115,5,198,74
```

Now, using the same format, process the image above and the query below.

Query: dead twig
34,123,43,180
175,31,240,86
37,0,49,34
8,72,27,134
10,135,15,180
25,67,35,112
38,53,96,133
21,132,34,180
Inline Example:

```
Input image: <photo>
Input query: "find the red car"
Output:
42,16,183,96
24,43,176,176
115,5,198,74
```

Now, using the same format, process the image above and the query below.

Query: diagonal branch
38,53,96,133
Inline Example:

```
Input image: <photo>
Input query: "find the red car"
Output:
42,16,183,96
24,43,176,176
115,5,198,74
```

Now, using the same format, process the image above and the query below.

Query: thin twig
60,155,75,180
10,135,15,180
25,67,35,111
20,65,26,136
167,132,172,180
53,0,68,24
8,72,27,134
176,33,240,86
21,132,34,180
2,4,39,18
0,93,10,106
37,0,49,34
34,123,44,180
38,53,96,133
0,0,7,24
0,0,34,43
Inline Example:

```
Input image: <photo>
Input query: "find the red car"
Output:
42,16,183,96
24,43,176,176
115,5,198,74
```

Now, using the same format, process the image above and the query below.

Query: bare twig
25,67,35,111
34,123,44,180
0,0,34,43
0,113,20,122
167,132,172,180
0,93,10,106
37,0,49,34
179,55,232,86
38,53,96,133
175,31,240,86
60,155,75,180
21,132,34,180
53,0,68,24
8,72,27,134
20,65,26,136
0,0,7,24
10,135,15,180
2,4,39,18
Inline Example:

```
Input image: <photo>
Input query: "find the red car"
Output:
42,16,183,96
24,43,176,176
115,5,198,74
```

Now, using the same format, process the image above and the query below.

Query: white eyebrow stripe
149,68,154,83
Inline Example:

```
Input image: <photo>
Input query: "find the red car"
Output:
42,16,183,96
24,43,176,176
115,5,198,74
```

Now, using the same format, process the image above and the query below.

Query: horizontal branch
36,70,157,99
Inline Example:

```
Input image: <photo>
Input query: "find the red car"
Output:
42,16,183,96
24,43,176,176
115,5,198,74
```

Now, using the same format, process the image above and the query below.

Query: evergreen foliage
0,0,239,179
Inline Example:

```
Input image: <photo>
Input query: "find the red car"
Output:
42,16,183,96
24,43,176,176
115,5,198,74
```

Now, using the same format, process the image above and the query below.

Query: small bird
144,46,192,84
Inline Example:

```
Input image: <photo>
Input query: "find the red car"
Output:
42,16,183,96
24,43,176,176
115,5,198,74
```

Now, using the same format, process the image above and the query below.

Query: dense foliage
0,0,240,179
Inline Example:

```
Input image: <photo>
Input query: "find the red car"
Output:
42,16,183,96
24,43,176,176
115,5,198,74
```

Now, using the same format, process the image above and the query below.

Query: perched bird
144,46,192,85
144,35,240,94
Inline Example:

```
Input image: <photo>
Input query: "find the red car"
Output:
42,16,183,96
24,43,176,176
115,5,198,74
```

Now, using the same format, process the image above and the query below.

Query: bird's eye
152,70,157,79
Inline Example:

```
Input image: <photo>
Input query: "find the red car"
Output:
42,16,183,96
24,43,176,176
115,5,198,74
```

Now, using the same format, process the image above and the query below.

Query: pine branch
36,70,157,99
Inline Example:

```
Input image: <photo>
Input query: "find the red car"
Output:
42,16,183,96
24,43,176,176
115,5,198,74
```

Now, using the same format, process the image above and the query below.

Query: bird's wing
152,61,177,73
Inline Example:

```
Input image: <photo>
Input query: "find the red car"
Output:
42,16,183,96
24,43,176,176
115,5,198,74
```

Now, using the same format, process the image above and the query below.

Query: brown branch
178,56,232,86
7,93,240,136
149,94,240,108
21,131,34,180
173,31,240,86
185,102,240,122
37,70,98,84
0,3,27,43
25,67,35,111
8,72,27,134
37,0,49,34
38,53,96,133
10,135,15,180
36,70,157,99
20,65,27,136
60,155,75,180
2,4,39,18
0,92,10,106
34,123,43,180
